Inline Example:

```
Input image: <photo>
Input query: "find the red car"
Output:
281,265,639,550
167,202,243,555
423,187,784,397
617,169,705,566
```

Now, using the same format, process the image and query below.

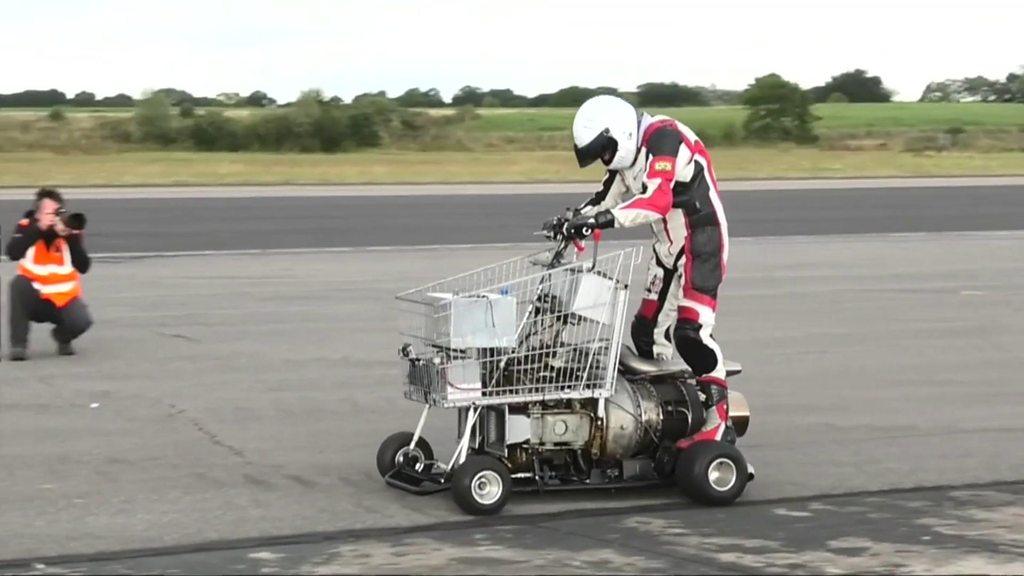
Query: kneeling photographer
5,188,92,361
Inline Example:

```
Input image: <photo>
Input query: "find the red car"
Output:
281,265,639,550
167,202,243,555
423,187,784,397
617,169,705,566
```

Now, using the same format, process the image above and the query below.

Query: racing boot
630,314,657,359
676,376,730,449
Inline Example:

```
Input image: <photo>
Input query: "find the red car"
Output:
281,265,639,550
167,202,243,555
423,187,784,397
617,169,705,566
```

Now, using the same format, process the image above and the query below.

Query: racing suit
580,114,730,445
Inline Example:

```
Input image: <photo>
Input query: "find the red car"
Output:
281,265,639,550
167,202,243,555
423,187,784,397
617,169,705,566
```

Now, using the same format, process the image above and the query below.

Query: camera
57,209,87,231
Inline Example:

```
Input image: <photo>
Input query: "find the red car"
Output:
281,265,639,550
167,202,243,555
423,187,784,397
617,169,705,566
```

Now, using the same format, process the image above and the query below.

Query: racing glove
566,210,614,240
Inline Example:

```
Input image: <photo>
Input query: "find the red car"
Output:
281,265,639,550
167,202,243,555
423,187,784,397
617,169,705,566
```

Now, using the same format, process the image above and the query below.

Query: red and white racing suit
581,114,731,445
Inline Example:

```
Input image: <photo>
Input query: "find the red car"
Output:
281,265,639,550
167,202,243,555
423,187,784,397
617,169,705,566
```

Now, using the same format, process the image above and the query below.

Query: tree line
3,67,1022,110
13,67,1024,151
0,88,278,109
0,84,738,109
42,76,820,149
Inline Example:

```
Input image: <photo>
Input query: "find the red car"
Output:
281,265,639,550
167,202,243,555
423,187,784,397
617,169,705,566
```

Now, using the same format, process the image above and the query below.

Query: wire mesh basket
397,245,641,407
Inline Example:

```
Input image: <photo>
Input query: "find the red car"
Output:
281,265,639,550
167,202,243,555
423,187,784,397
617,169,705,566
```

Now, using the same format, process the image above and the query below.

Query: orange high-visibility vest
17,237,82,308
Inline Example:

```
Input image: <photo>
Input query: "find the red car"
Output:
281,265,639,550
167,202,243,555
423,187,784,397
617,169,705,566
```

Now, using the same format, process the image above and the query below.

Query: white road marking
772,507,815,517
1,176,1021,200
0,230,1021,263
248,551,286,561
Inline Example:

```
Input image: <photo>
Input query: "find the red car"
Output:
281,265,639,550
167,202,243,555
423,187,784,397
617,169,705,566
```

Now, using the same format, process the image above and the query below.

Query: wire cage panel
398,246,641,408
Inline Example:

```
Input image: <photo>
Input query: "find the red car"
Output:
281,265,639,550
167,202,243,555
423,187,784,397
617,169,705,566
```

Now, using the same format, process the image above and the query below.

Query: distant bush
451,86,485,107
246,112,299,151
0,89,67,107
944,126,967,147
134,93,178,145
482,88,531,107
350,95,401,120
311,107,348,152
741,73,819,144
190,112,243,151
394,88,445,108
809,69,892,103
179,102,196,118
636,83,709,107
152,88,194,106
96,93,135,107
47,107,67,122
352,91,388,104
71,91,97,107
244,90,277,107
180,91,387,153
347,111,382,147
719,123,740,145
98,117,135,143
826,92,850,103
530,86,621,107
398,113,426,133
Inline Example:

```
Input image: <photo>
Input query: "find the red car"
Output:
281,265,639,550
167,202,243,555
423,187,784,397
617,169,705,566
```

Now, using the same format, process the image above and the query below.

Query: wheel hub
395,446,426,471
707,457,737,492
471,470,503,505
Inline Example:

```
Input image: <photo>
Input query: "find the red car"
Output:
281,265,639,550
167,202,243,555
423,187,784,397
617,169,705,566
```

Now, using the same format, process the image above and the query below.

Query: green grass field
2,148,1021,187
462,103,1024,135
0,103,1020,184
5,102,1022,131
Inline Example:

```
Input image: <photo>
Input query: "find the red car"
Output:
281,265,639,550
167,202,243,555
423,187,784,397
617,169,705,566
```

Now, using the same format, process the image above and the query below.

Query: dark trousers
8,275,93,348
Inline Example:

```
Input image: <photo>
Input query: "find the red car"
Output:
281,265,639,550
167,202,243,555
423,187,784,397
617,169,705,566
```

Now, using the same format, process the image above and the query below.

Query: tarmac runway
1,179,1024,254
1,179,1023,573
11,482,1022,574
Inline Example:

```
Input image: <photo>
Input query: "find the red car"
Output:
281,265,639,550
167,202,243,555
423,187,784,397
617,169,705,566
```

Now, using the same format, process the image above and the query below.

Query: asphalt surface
1,180,1023,573
1,182,1024,254
2,230,1023,572
7,482,1022,574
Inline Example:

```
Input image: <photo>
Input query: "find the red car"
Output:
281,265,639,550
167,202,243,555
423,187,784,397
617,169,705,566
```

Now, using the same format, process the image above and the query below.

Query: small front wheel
452,455,512,516
675,441,748,506
376,432,434,479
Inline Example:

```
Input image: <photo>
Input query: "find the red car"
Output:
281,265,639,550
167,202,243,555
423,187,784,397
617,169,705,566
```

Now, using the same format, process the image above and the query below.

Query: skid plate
384,466,450,495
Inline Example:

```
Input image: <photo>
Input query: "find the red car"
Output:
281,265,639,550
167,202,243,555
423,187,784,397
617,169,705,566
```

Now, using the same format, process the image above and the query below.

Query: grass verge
1,148,1022,187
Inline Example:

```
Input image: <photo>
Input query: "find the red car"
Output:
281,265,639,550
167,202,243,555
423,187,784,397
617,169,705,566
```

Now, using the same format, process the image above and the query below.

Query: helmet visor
573,129,618,168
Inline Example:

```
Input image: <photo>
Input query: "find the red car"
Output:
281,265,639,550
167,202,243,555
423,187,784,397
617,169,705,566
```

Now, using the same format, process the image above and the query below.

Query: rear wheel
452,455,512,516
675,441,748,506
376,432,434,479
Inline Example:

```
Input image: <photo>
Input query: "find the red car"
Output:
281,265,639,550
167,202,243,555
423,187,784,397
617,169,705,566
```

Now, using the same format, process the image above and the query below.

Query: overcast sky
1,0,1021,102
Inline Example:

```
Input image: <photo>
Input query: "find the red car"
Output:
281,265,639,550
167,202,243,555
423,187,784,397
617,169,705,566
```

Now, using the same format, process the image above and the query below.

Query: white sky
1,0,1021,102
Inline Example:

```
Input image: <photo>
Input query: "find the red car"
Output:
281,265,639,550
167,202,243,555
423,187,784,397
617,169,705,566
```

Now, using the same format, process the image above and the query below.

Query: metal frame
395,244,643,484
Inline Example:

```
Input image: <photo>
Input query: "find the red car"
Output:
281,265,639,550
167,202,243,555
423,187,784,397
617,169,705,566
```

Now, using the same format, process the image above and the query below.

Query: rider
563,94,730,447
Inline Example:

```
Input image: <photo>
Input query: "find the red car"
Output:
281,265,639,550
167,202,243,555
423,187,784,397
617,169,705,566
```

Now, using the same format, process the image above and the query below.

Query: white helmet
572,95,640,171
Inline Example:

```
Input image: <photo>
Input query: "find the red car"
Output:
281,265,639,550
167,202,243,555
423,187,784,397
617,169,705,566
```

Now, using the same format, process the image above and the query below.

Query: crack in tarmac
166,403,248,462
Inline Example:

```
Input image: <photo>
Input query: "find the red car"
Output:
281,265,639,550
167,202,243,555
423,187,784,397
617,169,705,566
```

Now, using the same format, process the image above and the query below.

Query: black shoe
52,329,76,356
9,347,27,361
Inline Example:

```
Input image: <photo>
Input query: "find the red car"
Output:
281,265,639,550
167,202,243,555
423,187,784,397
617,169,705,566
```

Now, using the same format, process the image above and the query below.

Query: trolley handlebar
538,210,599,271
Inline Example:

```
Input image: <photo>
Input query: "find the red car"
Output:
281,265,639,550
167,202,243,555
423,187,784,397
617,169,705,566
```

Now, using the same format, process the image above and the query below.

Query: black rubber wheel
376,432,434,479
452,455,512,516
674,441,748,506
